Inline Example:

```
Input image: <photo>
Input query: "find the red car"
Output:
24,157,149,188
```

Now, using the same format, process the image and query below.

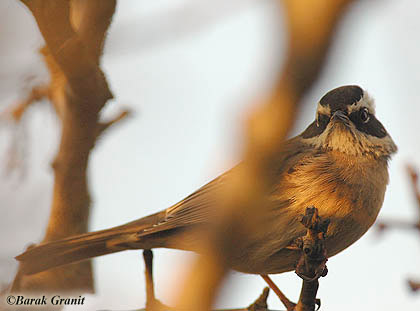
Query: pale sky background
1,0,420,310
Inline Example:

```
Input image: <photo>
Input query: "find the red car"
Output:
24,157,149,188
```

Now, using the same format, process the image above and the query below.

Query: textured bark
11,0,116,293
294,207,329,311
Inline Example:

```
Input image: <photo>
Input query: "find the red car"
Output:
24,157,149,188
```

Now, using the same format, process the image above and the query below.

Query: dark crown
319,85,363,112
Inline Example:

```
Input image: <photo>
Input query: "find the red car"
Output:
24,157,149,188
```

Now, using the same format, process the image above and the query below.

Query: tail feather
16,212,164,275
17,239,115,275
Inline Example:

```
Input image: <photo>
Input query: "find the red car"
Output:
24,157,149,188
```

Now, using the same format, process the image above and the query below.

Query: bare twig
7,84,49,122
261,275,295,311
97,108,132,138
144,250,156,308
378,165,420,233
376,164,420,294
404,165,420,294
408,280,420,293
1,83,48,178
406,164,420,223
376,220,419,233
143,250,170,311
246,287,271,311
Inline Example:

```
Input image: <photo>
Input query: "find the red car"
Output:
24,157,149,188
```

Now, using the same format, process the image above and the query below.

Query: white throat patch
303,120,397,158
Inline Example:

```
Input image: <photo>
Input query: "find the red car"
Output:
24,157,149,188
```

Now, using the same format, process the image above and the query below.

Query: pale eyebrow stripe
347,91,376,114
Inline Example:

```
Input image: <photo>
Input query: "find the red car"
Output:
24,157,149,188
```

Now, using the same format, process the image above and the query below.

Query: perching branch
294,207,329,311
11,0,117,293
261,207,329,311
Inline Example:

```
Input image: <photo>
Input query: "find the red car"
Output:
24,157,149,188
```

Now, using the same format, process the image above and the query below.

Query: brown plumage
16,85,397,276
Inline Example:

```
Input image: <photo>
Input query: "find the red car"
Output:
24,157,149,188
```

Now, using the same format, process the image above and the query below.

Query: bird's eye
360,108,370,123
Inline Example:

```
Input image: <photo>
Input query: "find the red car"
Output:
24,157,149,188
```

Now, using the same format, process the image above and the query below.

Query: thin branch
376,164,420,234
408,280,420,293
261,275,295,311
143,250,156,307
96,108,132,138
406,164,420,223
376,220,419,233
246,287,271,311
7,84,49,122
376,164,420,295
404,165,420,293
143,250,171,311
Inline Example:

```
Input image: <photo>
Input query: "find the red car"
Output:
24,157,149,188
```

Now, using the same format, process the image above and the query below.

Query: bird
16,85,397,277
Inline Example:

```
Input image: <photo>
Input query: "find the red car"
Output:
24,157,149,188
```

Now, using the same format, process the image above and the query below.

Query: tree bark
11,0,116,293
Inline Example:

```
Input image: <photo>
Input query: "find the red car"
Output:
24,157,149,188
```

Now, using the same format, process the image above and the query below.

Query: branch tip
246,287,270,311
97,108,132,137
408,279,420,292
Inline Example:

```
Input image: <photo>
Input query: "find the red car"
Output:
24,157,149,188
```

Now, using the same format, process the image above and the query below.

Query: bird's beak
331,110,350,126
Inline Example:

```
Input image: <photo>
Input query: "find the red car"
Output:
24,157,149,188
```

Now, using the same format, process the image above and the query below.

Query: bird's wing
137,170,232,236
138,137,313,236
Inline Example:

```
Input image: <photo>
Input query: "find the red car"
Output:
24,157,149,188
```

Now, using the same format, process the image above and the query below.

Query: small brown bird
16,85,397,277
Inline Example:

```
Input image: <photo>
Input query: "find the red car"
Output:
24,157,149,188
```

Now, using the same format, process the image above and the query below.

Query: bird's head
301,85,397,159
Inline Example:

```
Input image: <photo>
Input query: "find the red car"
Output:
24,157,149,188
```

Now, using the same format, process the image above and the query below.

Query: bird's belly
227,187,382,275
227,215,376,275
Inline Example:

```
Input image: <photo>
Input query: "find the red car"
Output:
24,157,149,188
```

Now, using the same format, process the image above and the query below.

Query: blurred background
1,0,419,310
